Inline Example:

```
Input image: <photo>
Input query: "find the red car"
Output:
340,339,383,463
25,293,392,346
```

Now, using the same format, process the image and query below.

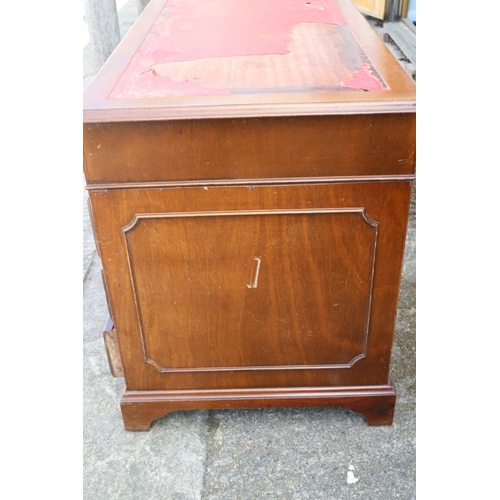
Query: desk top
83,0,415,122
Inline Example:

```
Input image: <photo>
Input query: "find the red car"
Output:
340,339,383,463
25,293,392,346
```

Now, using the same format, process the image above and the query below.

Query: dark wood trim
120,382,397,430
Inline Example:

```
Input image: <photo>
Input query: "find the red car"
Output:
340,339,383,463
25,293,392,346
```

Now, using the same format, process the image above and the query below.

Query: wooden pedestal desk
83,0,416,431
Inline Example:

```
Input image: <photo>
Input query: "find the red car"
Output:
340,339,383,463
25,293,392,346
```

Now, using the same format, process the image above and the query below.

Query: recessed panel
124,209,377,372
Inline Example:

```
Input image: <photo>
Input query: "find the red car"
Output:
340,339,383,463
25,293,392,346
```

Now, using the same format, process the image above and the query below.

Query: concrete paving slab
200,406,415,499
83,186,95,279
83,253,209,500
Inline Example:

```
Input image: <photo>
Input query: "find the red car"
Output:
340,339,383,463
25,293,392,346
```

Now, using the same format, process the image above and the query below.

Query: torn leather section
339,63,387,92
110,0,388,99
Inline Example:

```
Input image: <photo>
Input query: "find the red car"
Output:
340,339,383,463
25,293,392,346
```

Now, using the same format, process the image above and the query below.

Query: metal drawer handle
246,257,262,289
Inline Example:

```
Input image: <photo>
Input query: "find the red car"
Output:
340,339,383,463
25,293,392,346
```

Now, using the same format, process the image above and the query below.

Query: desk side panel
83,113,415,185
89,181,411,391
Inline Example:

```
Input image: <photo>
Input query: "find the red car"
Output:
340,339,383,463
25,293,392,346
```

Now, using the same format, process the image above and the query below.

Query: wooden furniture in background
352,0,409,20
84,0,416,431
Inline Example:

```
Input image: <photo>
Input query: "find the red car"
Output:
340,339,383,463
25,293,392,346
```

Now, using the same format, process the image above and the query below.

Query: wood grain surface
89,181,412,392
123,208,377,372
120,384,397,430
83,113,415,185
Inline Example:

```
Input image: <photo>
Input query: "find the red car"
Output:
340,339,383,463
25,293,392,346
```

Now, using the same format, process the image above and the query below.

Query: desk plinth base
119,383,396,431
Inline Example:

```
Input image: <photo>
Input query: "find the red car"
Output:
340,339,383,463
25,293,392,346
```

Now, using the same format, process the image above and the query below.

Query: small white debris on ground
347,465,359,484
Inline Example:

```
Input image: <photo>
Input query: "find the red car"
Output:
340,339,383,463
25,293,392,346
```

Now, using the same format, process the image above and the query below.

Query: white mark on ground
347,465,359,484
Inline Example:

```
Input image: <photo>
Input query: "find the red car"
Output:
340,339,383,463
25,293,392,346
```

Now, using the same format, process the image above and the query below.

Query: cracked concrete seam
83,249,97,283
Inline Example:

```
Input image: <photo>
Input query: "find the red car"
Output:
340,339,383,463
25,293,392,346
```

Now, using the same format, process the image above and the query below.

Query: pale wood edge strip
86,175,416,191
83,99,416,123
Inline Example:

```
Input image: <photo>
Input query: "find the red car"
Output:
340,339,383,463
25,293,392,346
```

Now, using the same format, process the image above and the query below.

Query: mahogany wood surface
83,0,416,429
83,113,415,185
89,181,411,392
120,384,397,431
